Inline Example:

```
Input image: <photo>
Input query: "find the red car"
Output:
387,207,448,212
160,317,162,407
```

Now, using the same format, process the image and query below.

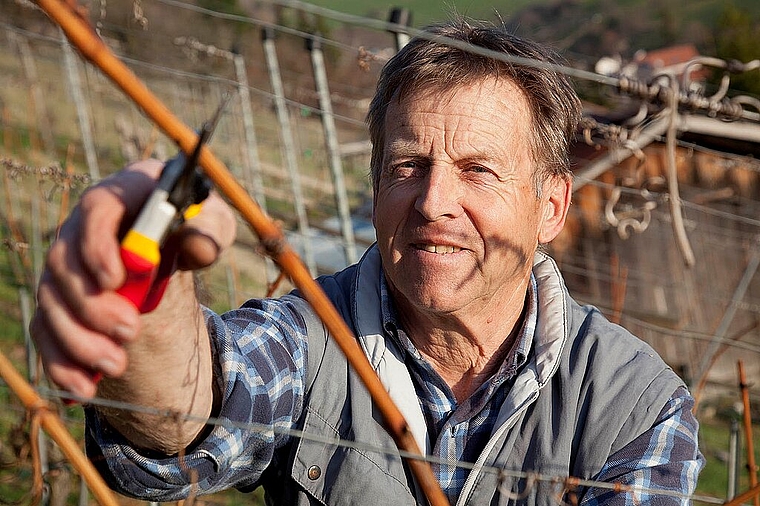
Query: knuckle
75,300,102,326
28,312,46,347
44,244,77,292
45,239,67,269
126,157,163,175
78,185,101,211
34,280,57,319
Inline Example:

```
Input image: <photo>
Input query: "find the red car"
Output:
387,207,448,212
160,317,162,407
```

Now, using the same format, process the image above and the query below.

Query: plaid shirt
87,274,702,504
383,275,703,504
381,275,537,503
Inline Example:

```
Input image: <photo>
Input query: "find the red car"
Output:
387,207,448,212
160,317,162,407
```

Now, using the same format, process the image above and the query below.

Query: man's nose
414,167,464,221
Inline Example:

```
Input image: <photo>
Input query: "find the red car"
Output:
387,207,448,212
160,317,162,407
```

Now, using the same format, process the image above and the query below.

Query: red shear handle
117,230,160,312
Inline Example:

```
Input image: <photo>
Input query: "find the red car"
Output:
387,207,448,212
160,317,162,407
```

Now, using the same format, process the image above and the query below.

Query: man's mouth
415,244,462,254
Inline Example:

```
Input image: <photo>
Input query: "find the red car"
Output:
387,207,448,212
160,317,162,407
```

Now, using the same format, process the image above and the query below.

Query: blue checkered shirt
381,275,702,505
87,275,702,504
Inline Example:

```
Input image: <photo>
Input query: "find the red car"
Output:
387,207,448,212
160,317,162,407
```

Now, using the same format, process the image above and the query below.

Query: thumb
174,191,237,270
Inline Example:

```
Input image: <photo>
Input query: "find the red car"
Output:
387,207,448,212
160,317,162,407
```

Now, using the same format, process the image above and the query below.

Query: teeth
419,244,460,254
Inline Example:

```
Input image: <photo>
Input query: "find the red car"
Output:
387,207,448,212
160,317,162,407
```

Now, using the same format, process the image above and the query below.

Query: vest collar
351,244,430,453
348,245,571,453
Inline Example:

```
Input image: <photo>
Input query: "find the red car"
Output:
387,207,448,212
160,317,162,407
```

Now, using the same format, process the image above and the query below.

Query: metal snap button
307,465,322,480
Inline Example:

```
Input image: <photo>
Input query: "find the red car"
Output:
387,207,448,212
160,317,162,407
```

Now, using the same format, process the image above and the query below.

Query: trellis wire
1,0,759,504
20,382,725,506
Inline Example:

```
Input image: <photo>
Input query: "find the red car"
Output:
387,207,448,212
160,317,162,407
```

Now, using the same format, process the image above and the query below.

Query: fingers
31,290,128,399
45,223,142,337
32,271,137,399
31,160,161,398
79,159,163,289
30,158,235,399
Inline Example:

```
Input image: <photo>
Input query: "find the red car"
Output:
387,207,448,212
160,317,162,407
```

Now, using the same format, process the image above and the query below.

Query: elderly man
31,19,702,506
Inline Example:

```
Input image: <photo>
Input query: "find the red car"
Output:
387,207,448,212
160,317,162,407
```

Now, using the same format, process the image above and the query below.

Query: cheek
475,194,541,244
373,192,399,237
375,183,415,218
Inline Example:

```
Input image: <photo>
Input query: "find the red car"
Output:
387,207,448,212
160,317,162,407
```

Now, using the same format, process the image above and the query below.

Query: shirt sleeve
84,297,309,502
578,386,705,505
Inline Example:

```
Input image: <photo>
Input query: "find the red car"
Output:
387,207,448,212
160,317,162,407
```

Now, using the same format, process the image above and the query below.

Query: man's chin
403,286,470,315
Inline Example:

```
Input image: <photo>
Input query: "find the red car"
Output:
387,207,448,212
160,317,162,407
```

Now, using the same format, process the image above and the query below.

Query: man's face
373,78,568,321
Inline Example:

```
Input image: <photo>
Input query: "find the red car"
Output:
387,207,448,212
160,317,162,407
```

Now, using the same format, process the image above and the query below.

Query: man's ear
538,175,572,244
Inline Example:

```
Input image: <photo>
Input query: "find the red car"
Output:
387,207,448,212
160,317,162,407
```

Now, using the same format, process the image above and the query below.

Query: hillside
251,0,760,98
7,0,759,101
304,0,760,68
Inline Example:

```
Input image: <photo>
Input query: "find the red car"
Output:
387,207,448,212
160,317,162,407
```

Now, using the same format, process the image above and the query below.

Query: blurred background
1,0,759,504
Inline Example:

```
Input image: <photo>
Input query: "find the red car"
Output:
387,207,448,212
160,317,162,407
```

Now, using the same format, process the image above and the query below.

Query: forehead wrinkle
385,79,532,169
443,95,520,164
391,110,498,162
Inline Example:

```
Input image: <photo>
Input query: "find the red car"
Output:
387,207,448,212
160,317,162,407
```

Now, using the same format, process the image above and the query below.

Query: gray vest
260,247,683,505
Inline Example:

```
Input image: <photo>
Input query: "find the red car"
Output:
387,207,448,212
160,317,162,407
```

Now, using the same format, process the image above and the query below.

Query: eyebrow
459,151,503,165
384,139,424,158
385,139,499,160
383,133,515,179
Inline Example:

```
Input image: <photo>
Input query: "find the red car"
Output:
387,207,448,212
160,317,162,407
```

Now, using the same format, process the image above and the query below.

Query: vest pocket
290,405,416,505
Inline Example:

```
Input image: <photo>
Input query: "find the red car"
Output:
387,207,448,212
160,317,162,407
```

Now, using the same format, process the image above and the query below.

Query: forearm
31,159,236,454
96,271,214,455
84,296,310,500
579,387,704,505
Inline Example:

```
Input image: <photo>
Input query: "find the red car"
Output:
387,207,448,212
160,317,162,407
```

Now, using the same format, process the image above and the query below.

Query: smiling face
373,78,570,324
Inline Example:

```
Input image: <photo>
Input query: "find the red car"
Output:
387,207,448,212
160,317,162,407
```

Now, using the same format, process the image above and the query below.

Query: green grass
697,416,760,501
297,0,539,26
698,420,733,497
0,245,26,355
298,0,760,29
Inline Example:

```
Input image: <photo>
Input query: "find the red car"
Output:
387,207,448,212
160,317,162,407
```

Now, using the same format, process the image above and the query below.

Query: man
31,19,702,505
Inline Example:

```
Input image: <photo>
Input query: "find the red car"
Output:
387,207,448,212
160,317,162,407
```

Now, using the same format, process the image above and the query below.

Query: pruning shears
117,98,228,313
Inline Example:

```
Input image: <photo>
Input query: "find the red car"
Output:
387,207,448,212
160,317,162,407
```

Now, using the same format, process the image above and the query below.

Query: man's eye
467,165,494,175
392,161,420,176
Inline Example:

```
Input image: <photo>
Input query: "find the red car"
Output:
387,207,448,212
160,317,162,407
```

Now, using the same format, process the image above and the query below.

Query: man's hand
30,159,236,401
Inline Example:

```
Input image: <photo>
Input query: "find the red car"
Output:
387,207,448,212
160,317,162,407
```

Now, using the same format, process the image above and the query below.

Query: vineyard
1,1,760,505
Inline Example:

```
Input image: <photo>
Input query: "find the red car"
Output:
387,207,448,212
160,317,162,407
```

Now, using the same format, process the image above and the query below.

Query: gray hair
367,19,582,195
